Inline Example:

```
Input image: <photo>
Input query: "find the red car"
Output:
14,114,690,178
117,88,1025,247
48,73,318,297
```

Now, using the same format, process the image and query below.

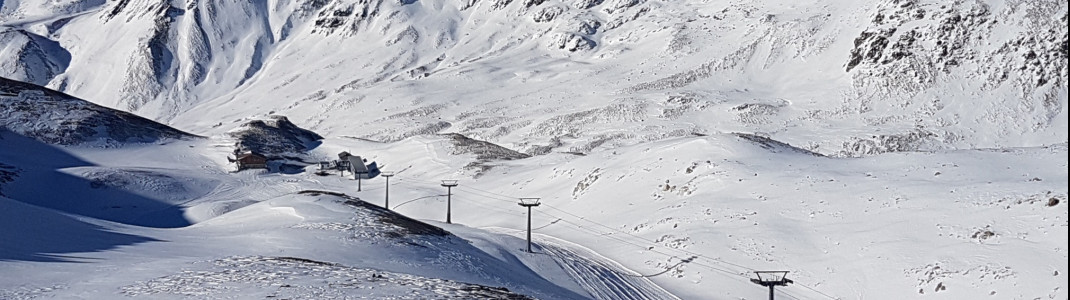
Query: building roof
237,152,267,160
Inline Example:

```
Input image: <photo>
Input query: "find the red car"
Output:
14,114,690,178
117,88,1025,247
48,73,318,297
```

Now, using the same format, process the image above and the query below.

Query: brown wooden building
233,152,268,170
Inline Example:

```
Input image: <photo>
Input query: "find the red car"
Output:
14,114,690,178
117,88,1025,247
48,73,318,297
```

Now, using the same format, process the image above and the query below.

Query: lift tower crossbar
518,198,541,253
751,271,793,300
440,180,458,224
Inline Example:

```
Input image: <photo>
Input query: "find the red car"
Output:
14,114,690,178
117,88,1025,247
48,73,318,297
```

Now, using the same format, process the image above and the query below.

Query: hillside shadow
0,129,193,229
0,197,161,262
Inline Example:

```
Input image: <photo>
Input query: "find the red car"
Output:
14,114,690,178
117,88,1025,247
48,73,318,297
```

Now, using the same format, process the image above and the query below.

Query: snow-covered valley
1,0,1068,299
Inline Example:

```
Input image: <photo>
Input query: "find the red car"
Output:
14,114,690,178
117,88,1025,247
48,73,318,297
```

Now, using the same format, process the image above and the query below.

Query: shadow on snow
0,129,181,261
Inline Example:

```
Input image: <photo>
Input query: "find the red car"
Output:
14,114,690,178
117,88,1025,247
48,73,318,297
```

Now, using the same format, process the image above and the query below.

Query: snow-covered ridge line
0,77,199,145
1,0,1062,156
120,255,537,299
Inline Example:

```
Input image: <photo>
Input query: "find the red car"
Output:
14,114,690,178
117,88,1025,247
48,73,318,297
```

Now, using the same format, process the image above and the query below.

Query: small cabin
234,152,268,170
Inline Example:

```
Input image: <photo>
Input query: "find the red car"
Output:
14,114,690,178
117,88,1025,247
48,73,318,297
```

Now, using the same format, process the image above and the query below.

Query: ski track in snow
538,236,679,300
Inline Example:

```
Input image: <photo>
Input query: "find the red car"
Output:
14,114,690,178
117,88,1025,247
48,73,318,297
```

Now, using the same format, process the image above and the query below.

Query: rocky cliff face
841,0,1067,156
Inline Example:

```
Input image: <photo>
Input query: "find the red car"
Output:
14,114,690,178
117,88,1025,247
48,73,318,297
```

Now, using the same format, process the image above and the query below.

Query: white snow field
1,0,1068,299
2,119,1066,299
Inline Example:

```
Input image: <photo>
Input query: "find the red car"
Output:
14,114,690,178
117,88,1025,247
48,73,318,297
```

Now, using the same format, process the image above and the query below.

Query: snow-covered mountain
0,0,1065,154
1,0,1067,299
0,29,69,86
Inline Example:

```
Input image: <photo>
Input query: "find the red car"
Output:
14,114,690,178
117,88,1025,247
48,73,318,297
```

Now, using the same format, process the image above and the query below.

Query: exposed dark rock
227,115,322,158
0,30,71,86
344,199,451,237
521,0,546,8
839,130,939,157
311,1,384,35
442,133,529,161
0,77,198,145
552,32,596,51
532,5,565,22
298,190,451,237
734,133,824,157
124,255,535,299
103,0,133,20
491,0,513,10
0,162,17,197
846,28,894,72
575,0,604,9
603,0,642,14
525,135,564,156
439,133,529,177
576,19,602,35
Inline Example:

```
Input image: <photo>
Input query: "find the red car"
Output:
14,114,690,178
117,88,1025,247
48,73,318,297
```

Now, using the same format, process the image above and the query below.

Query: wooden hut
233,152,268,170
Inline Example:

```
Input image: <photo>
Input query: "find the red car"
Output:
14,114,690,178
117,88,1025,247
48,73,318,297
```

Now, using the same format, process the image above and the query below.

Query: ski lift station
320,151,381,179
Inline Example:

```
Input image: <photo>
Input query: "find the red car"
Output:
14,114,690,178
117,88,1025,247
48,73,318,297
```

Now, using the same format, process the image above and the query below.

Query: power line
439,183,760,273
795,281,840,300
452,188,516,204
537,210,752,281
459,194,526,217
401,180,758,277
779,289,804,300
539,205,839,300
457,184,517,199
390,194,446,209
456,186,519,203
387,177,839,300
540,204,757,272
531,215,687,278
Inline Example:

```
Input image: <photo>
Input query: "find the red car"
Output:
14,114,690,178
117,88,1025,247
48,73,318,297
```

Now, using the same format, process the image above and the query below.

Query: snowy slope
1,126,1064,299
0,0,1065,154
0,132,589,299
337,131,1067,299
1,0,1068,299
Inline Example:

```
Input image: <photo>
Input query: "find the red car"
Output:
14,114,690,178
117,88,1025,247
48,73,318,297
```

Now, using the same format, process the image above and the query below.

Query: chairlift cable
542,211,749,280
383,177,839,299
540,204,758,272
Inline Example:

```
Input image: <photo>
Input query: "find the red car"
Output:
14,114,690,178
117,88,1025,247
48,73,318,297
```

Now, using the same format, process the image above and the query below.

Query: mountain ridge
0,76,198,145
1,0,1063,156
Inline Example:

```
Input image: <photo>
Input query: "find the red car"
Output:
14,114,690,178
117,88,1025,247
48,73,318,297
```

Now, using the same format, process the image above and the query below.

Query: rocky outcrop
0,30,70,86
227,115,323,157
0,77,197,145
